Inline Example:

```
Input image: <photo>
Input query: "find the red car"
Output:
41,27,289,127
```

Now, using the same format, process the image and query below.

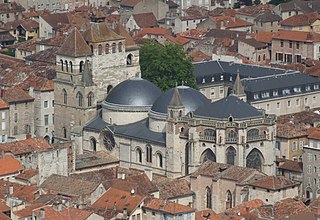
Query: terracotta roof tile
57,27,92,57
224,17,253,28
0,99,8,110
37,34,66,47
40,13,71,29
0,155,23,177
155,179,193,200
225,199,265,216
120,0,141,8
249,176,299,190
195,209,217,220
13,203,44,218
7,39,37,52
165,35,190,45
277,158,303,173
276,123,308,138
308,128,320,140
15,169,38,180
272,30,320,42
33,205,94,220
25,47,58,65
92,187,144,214
0,86,34,103
280,12,320,27
143,198,195,215
255,10,282,23
191,50,211,62
83,22,124,43
0,200,9,212
132,12,157,28
277,110,320,125
0,138,52,155
179,29,208,40
239,38,268,49
255,31,275,44
113,24,137,48
10,184,38,203
273,198,309,219
0,2,25,14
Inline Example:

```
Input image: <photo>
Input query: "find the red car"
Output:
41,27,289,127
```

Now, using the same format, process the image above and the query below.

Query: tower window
65,60,68,72
79,61,84,73
60,59,63,71
146,144,152,163
76,92,83,107
112,43,116,53
118,42,123,52
62,89,67,104
106,44,109,54
88,92,94,107
69,61,73,73
98,44,102,55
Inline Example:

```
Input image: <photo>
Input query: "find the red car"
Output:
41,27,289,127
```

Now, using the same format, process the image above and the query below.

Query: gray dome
151,86,210,114
105,78,162,106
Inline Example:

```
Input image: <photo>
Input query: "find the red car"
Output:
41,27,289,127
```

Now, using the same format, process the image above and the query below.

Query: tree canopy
140,42,196,91
269,0,291,5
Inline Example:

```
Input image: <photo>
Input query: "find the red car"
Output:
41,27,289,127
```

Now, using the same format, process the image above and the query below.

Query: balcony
247,135,266,143
226,137,238,144
199,135,216,143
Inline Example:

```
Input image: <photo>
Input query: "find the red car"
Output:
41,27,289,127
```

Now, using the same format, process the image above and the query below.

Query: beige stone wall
133,0,169,20
0,108,9,143
254,21,280,33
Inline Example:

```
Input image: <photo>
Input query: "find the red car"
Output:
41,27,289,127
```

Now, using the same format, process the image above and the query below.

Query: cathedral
53,22,276,177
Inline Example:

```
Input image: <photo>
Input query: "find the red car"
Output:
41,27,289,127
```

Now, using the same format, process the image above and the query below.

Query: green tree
254,0,261,5
269,0,291,5
140,42,196,91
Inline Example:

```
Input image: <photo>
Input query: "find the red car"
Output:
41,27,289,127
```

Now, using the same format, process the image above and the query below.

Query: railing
199,135,216,142
226,137,238,144
247,135,266,142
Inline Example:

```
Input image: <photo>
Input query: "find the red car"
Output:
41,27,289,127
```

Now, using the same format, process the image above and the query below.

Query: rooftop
0,86,34,103
249,176,299,190
132,12,157,28
280,12,320,27
0,155,23,177
272,30,320,42
0,138,55,155
143,198,195,215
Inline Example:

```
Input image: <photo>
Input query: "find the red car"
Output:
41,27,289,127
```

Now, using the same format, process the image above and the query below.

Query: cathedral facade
81,77,276,177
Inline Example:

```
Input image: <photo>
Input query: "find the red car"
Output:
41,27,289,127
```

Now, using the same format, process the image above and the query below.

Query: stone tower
232,69,246,102
54,28,97,142
82,22,141,102
166,88,186,177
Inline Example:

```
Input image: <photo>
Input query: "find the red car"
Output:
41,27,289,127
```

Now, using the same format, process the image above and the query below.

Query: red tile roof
195,209,217,220
0,138,52,155
249,176,299,190
165,35,190,45
0,86,34,103
0,155,23,177
179,29,208,40
120,0,141,8
191,50,211,62
143,198,195,215
224,17,253,28
255,31,275,44
92,187,144,215
272,30,320,42
225,199,265,217
15,169,38,180
280,12,320,27
0,99,8,110
0,200,9,212
132,12,157,28
33,205,94,220
13,203,44,218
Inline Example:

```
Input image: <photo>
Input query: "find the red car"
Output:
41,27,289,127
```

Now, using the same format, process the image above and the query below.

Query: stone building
238,38,269,63
253,10,282,34
54,23,140,141
0,98,9,143
0,2,24,24
81,77,276,178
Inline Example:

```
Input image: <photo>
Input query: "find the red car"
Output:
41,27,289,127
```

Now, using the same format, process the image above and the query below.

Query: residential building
303,128,320,200
0,154,23,181
39,12,71,39
126,12,158,32
0,2,25,24
275,158,303,183
253,10,282,33
280,12,320,32
0,98,9,143
15,0,87,12
8,38,37,59
0,87,34,141
238,38,269,63
273,0,320,20
174,15,208,34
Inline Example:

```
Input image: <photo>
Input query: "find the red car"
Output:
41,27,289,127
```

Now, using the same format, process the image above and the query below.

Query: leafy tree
140,42,196,91
269,0,292,5
254,0,261,5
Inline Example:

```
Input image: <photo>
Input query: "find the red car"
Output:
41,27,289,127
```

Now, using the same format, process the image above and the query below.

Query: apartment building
0,98,9,143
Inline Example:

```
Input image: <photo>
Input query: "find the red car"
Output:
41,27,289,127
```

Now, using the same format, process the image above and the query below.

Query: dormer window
220,75,224,81
202,78,206,83
273,90,278,96
282,89,290,95
254,93,259,100
314,84,319,90
306,85,311,91
229,76,232,81
261,92,270,98
211,77,214,82
293,87,301,93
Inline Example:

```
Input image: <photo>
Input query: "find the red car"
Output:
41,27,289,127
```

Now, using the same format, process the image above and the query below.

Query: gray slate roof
111,119,166,144
194,95,263,120
83,111,109,132
151,86,210,114
105,78,161,106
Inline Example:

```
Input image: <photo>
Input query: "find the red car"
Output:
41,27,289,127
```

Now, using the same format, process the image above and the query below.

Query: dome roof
105,78,161,106
151,86,210,114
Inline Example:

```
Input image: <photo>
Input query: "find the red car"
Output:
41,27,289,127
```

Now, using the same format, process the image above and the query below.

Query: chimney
123,208,128,218
130,189,135,196
8,185,13,195
113,202,117,211
0,150,5,159
40,208,45,219
26,134,32,139
117,172,125,180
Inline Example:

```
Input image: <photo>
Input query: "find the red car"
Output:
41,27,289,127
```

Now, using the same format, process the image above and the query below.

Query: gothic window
100,129,115,151
200,149,216,163
204,129,216,138
226,146,236,165
246,148,264,171
24,124,31,134
98,44,102,55
65,60,68,72
62,89,67,104
226,190,232,209
105,44,109,54
146,144,152,163
227,130,237,141
206,186,212,209
127,54,132,65
63,127,67,138
13,126,18,135
60,59,64,71
79,61,84,72
69,61,73,73
118,42,123,52
247,129,259,139
88,92,94,107
136,147,142,163
76,92,83,107
112,43,116,53
90,137,97,152
157,153,163,168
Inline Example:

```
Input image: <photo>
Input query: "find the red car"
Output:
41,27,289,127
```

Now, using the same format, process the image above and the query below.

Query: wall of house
39,16,53,39
0,108,9,143
133,0,169,20
254,21,280,33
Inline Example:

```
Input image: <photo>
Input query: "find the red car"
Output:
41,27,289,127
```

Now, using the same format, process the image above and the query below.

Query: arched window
62,89,67,104
127,54,132,65
63,127,67,138
206,187,212,209
69,61,73,73
247,129,259,141
118,42,123,52
246,148,264,171
157,153,163,168
105,44,109,54
65,60,68,72
107,85,113,94
98,44,102,55
226,146,236,165
258,55,261,62
88,92,94,107
200,149,216,163
44,135,50,143
227,130,237,142
79,61,84,72
90,45,93,53
76,92,83,107
60,59,64,71
136,147,142,163
13,126,18,135
226,190,232,209
146,144,152,163
112,43,116,53
90,137,97,152
263,54,266,60
24,124,31,134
